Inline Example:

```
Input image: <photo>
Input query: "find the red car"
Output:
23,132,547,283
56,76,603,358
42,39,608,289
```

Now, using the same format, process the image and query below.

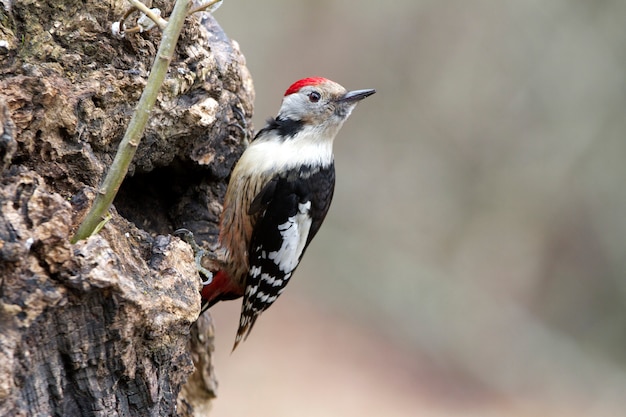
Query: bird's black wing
234,164,335,346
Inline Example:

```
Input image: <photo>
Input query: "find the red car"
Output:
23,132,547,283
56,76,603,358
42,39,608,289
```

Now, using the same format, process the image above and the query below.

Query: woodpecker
199,77,375,349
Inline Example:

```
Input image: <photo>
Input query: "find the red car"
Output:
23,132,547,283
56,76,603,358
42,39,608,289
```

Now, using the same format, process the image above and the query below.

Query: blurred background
209,1,626,416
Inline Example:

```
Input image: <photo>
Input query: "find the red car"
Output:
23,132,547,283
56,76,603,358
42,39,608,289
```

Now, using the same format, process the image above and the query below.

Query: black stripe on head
254,117,303,141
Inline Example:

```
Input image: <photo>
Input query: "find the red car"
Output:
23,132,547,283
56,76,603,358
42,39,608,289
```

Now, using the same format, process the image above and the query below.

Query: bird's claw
174,228,214,285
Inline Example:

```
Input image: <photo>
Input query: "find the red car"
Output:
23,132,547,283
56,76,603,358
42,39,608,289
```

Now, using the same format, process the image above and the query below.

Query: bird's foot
174,228,213,285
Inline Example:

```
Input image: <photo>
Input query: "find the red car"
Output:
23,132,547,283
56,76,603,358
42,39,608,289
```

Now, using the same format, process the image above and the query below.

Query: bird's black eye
308,91,321,103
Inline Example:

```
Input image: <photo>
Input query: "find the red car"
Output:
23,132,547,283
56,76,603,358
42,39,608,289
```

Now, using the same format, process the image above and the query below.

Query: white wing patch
268,201,312,274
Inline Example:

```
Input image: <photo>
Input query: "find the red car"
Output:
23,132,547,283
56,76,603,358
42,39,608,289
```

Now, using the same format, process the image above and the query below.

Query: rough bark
0,0,253,415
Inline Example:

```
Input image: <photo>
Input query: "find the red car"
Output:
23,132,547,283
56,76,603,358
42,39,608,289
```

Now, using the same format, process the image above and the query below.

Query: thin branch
128,0,168,30
112,0,222,37
71,0,192,243
189,0,223,15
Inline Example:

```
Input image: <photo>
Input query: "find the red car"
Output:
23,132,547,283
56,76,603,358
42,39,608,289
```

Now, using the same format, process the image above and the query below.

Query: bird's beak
338,89,376,103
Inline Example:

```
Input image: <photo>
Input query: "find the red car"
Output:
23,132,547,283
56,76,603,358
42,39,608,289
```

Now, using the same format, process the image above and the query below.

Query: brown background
210,1,626,416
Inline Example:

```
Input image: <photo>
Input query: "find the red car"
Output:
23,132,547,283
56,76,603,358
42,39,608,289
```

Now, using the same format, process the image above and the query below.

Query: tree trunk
0,1,253,415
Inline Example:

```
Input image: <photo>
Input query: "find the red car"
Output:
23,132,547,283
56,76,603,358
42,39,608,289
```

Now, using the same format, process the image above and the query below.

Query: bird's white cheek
278,94,308,120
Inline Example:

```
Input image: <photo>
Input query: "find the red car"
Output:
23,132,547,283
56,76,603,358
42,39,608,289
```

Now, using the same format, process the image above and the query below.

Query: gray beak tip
341,88,376,102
